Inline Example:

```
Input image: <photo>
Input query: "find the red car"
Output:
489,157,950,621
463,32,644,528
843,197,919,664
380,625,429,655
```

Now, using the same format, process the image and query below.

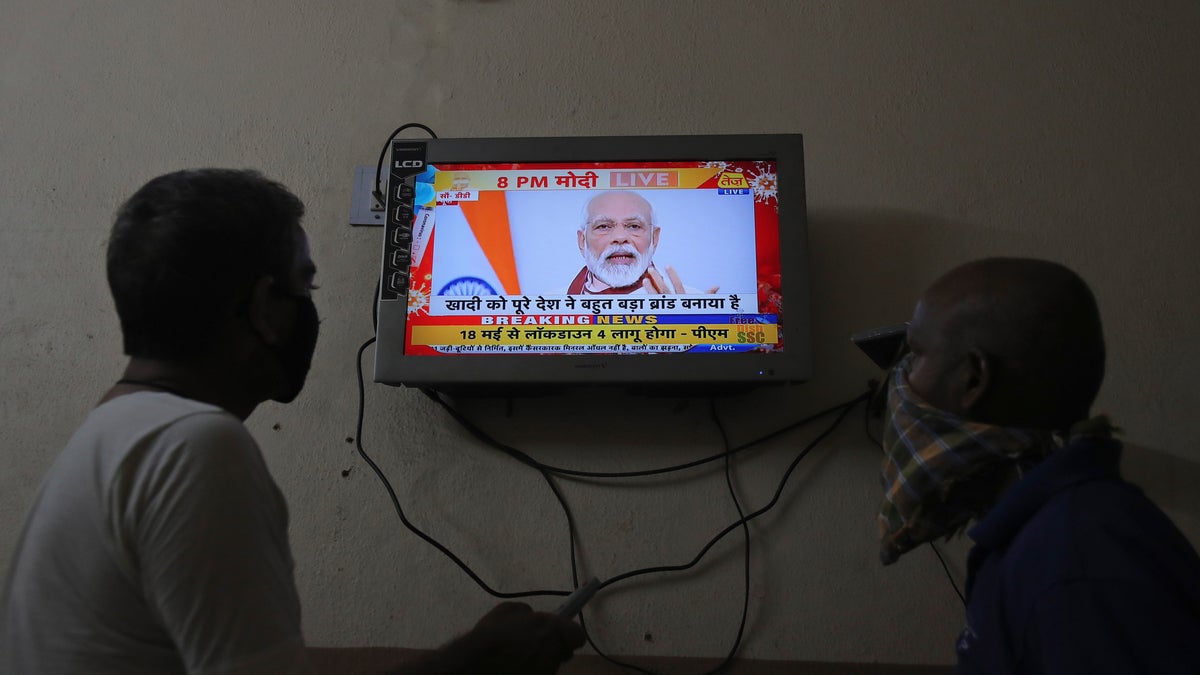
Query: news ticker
411,323,778,348
430,343,756,354
431,293,755,316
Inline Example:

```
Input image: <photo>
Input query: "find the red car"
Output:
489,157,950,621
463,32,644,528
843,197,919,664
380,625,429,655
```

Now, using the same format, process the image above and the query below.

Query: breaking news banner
400,159,784,356
410,293,777,354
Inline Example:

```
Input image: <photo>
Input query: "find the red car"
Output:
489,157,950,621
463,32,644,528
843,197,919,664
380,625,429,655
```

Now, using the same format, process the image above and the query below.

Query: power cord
564,395,770,675
423,389,866,480
592,398,860,592
357,330,865,591
573,395,862,675
355,329,865,671
354,336,572,599
372,122,437,207
708,397,751,673
930,542,965,606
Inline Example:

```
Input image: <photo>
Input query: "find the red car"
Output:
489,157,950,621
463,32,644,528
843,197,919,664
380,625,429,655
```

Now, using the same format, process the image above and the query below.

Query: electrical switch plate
349,165,387,227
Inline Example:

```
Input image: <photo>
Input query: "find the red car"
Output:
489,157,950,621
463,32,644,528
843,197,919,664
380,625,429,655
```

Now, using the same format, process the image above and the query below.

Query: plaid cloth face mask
877,354,1056,566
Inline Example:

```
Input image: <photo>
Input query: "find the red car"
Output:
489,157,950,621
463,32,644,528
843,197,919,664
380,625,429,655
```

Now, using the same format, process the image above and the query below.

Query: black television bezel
373,133,811,393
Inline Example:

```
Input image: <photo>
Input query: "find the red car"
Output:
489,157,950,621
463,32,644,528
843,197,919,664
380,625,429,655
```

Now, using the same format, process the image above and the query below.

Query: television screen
374,134,810,392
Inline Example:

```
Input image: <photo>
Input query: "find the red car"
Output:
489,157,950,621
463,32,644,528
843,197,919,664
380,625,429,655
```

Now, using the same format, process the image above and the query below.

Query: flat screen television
374,133,811,393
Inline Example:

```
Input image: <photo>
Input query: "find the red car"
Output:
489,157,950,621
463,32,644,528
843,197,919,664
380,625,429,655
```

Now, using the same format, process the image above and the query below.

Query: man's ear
577,230,585,255
652,226,661,248
248,276,281,346
961,349,992,413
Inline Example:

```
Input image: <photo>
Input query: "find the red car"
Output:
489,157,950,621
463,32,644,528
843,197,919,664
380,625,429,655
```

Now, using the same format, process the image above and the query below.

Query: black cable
424,390,868,480
596,398,859,592
579,607,658,675
539,470,578,584
567,399,764,675
567,397,860,675
418,388,862,592
357,330,862,669
706,398,751,674
372,122,437,205
578,608,657,674
354,336,571,600
542,471,655,675
929,542,965,606
538,466,655,674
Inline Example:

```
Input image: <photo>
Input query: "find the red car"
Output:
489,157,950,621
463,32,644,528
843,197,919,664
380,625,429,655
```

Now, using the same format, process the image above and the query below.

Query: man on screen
566,190,719,295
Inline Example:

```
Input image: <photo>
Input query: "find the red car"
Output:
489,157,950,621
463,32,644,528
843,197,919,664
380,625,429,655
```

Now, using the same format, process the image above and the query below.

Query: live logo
610,171,678,188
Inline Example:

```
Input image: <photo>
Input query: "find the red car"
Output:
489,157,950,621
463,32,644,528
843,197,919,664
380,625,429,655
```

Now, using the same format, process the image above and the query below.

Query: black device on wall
374,133,811,393
850,323,909,370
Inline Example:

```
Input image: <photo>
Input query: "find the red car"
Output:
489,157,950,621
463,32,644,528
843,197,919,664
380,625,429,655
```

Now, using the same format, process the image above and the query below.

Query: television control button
389,271,409,291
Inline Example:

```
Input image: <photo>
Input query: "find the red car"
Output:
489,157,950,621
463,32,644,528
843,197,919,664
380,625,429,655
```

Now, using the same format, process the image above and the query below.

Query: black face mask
270,294,320,403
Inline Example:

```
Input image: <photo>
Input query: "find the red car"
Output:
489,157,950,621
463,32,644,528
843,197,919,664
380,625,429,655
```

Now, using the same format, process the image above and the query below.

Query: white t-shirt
1,392,311,674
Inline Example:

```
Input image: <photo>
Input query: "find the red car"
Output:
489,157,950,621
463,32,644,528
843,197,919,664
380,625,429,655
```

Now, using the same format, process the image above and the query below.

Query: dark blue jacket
956,437,1200,674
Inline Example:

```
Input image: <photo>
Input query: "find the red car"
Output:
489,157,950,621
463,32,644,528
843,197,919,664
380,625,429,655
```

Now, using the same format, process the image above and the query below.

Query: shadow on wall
802,207,1050,399
806,207,1054,321
1123,444,1200,545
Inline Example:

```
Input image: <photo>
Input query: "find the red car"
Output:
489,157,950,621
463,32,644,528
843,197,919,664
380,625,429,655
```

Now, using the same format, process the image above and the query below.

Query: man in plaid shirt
878,257,1200,674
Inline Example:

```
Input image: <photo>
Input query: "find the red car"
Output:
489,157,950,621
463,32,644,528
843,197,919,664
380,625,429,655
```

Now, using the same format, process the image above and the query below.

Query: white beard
583,242,654,289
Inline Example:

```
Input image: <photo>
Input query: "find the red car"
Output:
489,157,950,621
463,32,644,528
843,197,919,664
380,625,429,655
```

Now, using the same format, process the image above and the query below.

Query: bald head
906,258,1105,431
581,191,655,230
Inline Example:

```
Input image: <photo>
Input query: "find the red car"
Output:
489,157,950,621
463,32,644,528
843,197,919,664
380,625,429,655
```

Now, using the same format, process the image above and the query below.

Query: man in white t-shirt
0,169,585,674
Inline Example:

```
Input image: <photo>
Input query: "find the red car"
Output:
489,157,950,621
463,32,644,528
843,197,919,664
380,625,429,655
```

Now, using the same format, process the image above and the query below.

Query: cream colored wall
3,0,1199,666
